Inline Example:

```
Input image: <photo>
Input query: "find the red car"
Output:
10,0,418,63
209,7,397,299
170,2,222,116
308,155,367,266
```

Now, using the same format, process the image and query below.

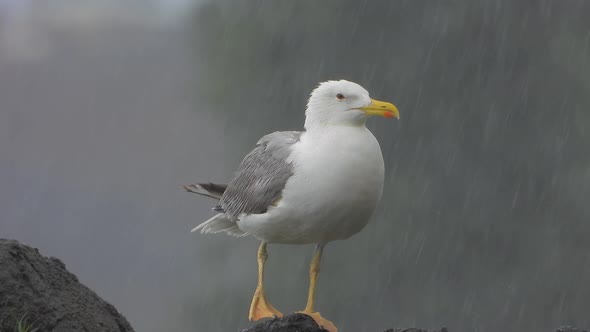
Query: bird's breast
276,127,385,242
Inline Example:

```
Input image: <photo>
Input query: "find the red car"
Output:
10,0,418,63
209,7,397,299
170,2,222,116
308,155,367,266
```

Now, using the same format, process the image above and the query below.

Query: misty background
1,1,589,331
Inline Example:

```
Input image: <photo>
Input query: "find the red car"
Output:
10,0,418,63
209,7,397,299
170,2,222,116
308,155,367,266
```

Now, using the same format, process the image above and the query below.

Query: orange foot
297,311,338,332
248,291,283,321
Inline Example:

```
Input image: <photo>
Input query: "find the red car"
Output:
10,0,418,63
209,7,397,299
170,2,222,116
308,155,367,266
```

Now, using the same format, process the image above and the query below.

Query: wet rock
241,313,449,332
241,313,328,332
384,328,448,332
0,239,134,332
242,316,586,332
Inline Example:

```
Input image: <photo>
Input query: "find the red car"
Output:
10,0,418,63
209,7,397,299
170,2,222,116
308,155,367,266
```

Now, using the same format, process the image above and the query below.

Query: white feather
192,213,247,237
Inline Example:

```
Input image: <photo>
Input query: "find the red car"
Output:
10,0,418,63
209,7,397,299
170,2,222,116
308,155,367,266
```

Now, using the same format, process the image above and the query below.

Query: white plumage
237,125,385,244
190,80,398,244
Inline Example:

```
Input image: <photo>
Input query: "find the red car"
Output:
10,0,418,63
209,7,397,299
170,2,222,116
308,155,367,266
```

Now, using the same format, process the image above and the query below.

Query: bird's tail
182,183,227,200
191,213,247,237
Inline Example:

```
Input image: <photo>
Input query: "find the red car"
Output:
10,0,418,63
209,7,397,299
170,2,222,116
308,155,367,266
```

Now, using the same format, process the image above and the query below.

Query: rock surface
243,314,588,332
241,313,449,332
383,328,448,332
241,314,328,332
0,239,134,332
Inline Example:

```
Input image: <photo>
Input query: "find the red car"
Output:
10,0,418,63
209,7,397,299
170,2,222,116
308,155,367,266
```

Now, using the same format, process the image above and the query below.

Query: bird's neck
304,108,367,132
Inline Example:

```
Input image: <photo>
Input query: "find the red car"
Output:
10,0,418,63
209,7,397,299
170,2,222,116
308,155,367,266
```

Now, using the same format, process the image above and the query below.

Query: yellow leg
248,242,283,321
298,244,338,332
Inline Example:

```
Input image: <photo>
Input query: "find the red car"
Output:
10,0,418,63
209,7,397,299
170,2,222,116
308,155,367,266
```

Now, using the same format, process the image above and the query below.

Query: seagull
184,80,399,332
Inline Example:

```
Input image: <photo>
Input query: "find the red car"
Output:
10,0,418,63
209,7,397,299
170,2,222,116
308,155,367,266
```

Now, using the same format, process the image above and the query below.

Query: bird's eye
336,93,345,100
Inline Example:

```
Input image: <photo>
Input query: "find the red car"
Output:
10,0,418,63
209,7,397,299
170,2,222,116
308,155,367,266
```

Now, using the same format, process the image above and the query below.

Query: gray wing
221,131,302,221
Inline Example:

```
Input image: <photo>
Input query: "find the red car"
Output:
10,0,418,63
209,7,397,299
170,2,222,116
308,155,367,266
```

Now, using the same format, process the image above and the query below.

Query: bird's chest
296,141,383,200
280,129,385,240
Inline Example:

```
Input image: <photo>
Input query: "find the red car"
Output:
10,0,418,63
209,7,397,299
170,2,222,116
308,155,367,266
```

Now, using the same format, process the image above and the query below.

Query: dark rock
241,313,328,332
241,313,450,332
384,328,448,332
0,239,134,332
242,316,587,332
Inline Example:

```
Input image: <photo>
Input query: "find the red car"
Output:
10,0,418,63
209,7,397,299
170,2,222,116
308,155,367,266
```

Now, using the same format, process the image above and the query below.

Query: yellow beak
358,99,400,119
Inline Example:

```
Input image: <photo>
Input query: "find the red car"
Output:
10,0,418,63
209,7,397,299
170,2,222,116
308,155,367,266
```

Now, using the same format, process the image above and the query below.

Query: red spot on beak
383,111,395,118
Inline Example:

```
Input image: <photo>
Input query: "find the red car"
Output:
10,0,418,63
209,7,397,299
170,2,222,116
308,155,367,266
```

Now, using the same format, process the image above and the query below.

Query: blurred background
1,1,589,331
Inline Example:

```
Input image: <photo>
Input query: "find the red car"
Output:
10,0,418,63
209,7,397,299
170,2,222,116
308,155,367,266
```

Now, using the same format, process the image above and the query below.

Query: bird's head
305,80,399,129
